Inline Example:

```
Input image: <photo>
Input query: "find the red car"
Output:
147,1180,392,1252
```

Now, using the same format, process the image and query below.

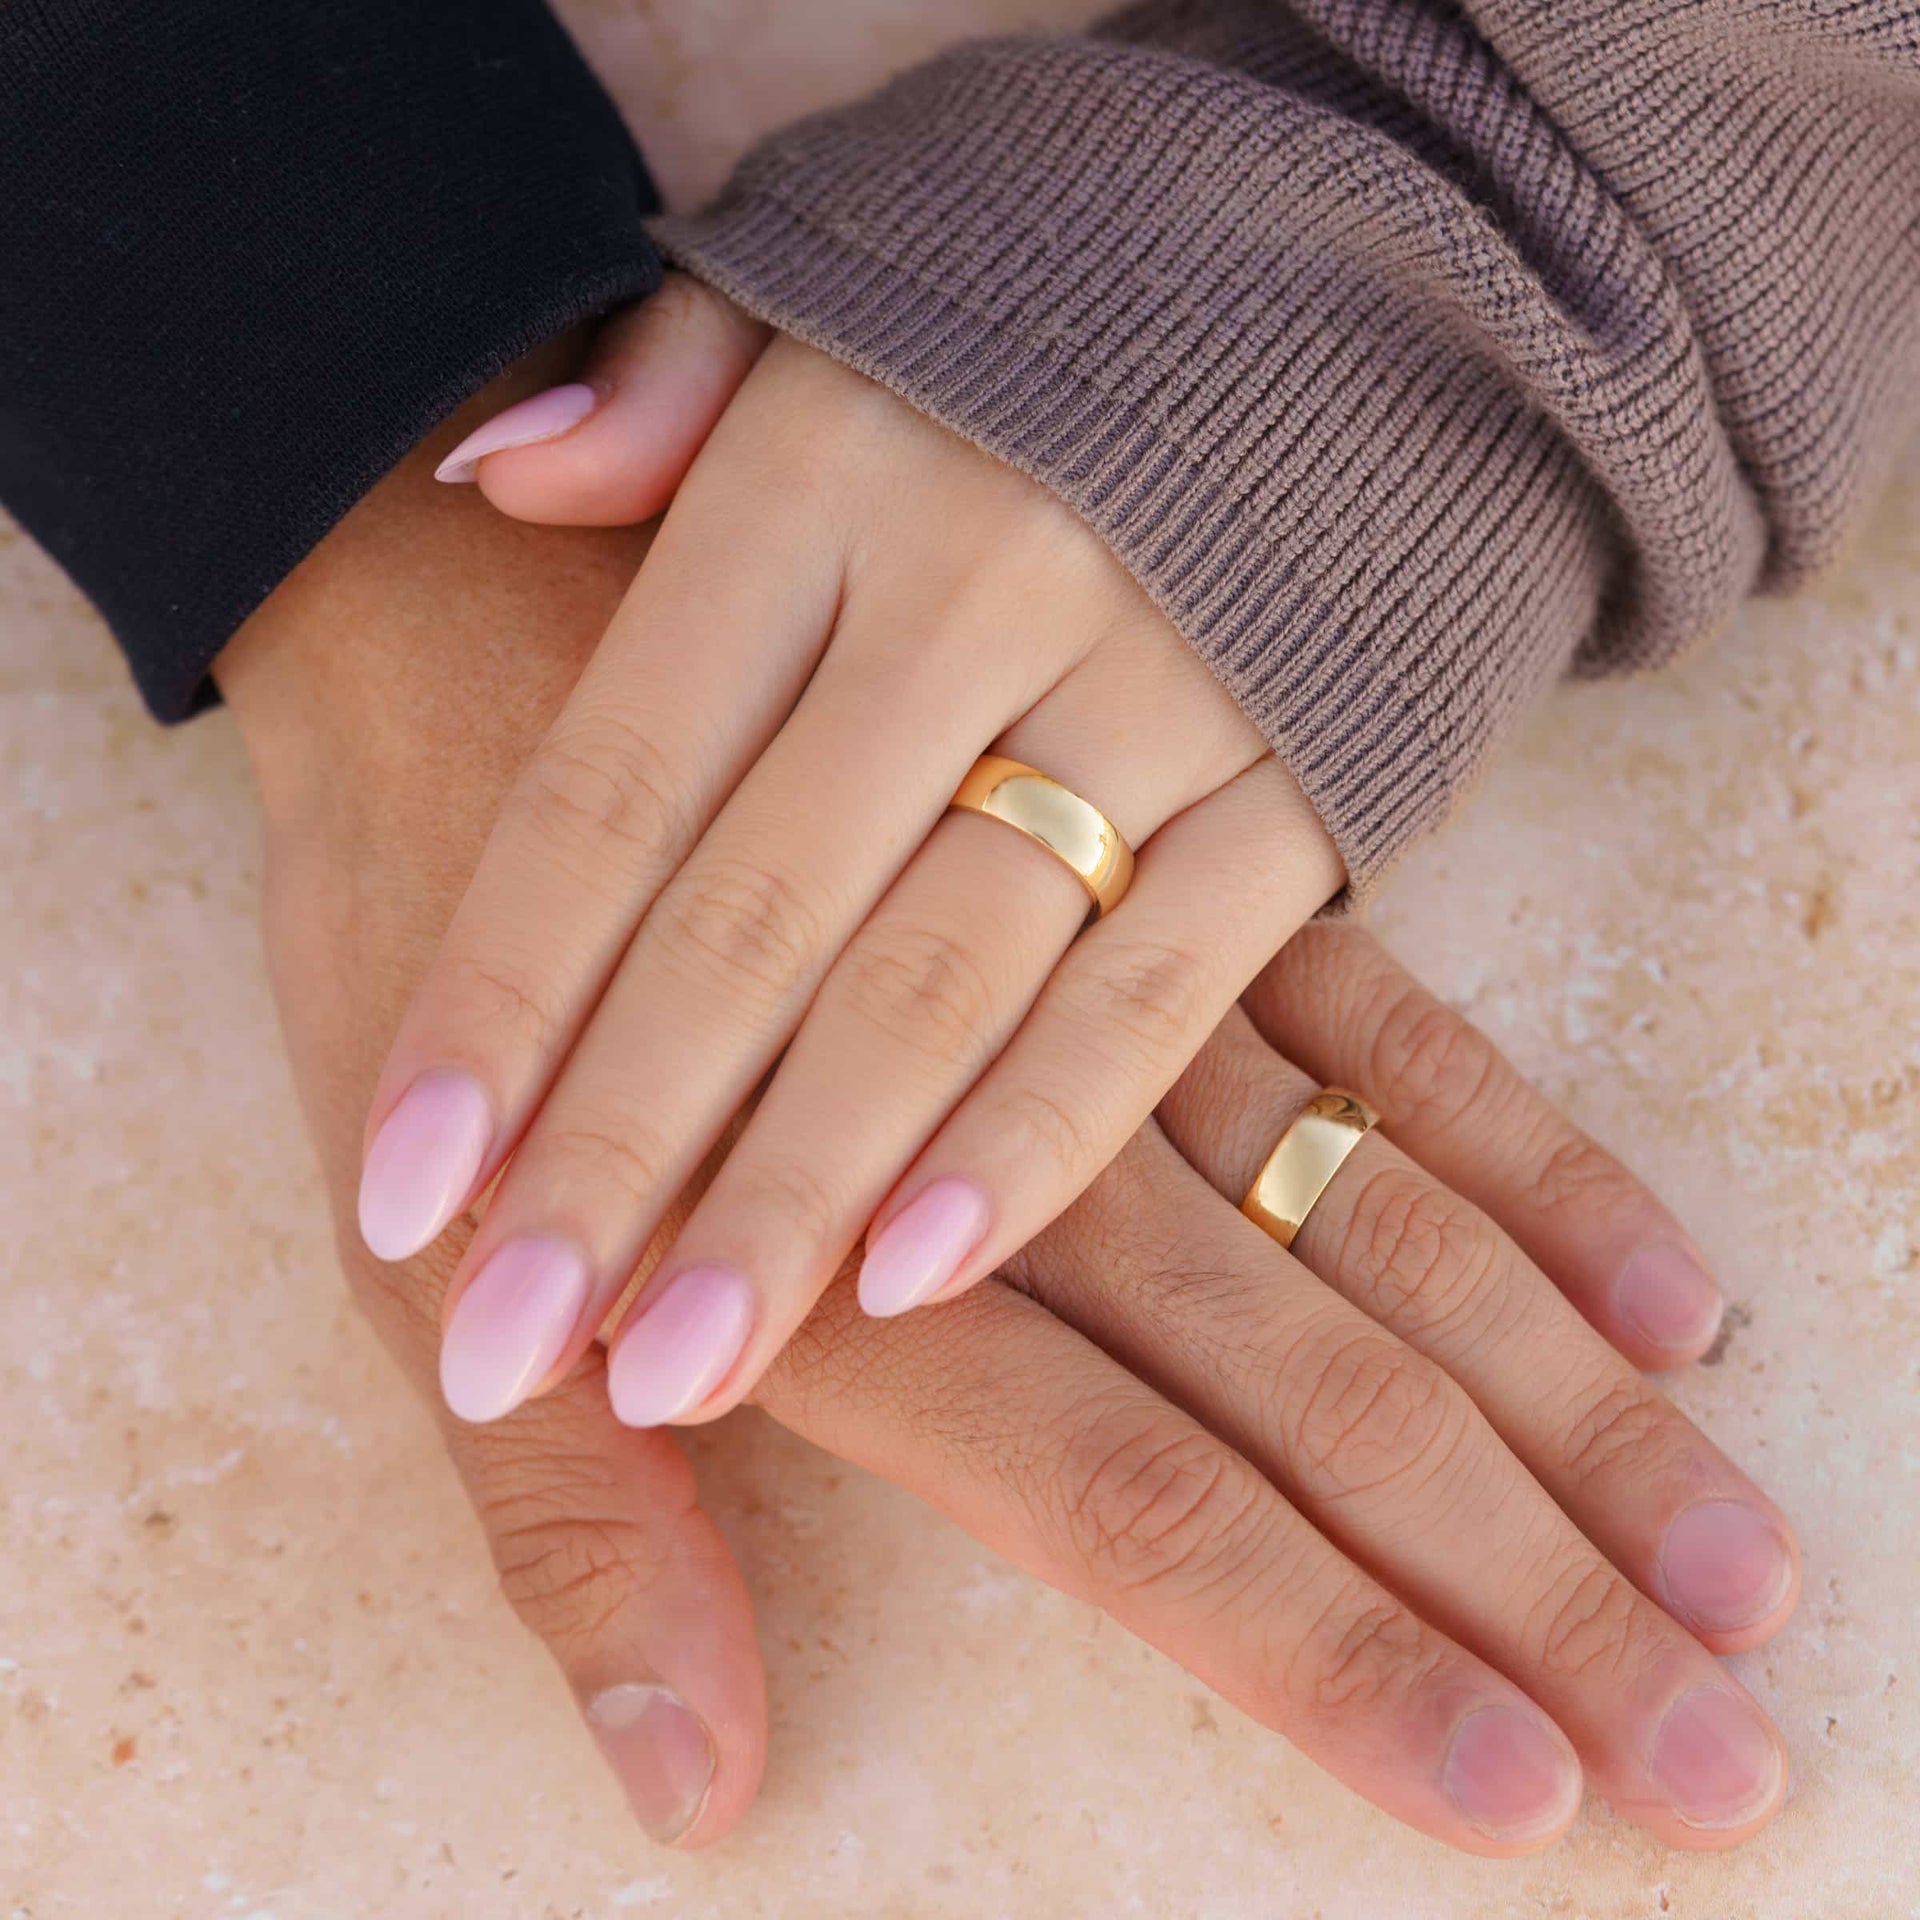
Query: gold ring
948,753,1134,919
1241,1088,1380,1250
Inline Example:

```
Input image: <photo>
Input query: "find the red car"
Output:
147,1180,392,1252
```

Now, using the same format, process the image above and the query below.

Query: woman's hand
366,289,1348,1432
233,341,1795,1855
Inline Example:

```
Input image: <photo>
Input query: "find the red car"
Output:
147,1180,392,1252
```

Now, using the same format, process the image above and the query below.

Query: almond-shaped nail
858,1177,992,1318
1443,1705,1582,1843
440,1235,591,1423
1649,1685,1785,1829
434,382,599,483
585,1683,716,1844
358,1071,494,1262
1615,1244,1723,1354
607,1266,755,1428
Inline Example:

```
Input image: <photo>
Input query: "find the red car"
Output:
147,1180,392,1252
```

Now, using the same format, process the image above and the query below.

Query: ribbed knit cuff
0,0,663,720
653,31,1618,893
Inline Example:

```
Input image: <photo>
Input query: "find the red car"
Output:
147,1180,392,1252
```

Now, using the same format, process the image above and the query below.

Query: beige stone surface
3,5,1917,1915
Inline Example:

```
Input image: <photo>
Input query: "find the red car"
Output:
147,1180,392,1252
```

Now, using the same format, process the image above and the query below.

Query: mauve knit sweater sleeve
654,1,1920,886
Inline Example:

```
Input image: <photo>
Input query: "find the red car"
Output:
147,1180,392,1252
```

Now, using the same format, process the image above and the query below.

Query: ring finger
601,644,1280,1424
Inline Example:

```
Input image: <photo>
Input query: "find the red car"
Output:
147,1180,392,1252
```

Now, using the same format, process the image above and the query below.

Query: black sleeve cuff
0,0,664,719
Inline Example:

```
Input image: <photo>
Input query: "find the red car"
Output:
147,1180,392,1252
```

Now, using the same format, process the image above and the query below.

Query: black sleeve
0,0,664,720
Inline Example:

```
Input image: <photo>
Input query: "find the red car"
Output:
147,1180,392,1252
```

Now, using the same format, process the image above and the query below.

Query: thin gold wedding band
948,753,1135,919
1241,1088,1380,1250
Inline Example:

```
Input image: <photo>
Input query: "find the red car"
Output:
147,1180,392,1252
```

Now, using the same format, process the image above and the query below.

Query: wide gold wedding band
1241,1088,1380,1250
948,753,1134,919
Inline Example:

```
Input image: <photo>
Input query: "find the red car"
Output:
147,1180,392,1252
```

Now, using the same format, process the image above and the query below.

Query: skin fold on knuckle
534,1105,677,1218
646,270,740,350
1071,937,1216,1066
838,918,1005,1070
1163,1033,1286,1189
432,943,574,1063
1364,981,1506,1132
488,1509,661,1647
1281,1322,1475,1509
1552,1372,1684,1493
730,1156,856,1259
1319,1162,1504,1346
1523,1552,1655,1689
1247,920,1379,1045
474,1433,696,1645
513,709,699,878
1049,1396,1272,1610
1522,1121,1656,1230
1282,1575,1440,1721
995,1078,1106,1189
658,855,823,1005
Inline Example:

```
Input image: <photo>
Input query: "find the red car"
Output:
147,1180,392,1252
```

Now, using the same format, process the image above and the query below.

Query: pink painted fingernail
358,1071,495,1262
858,1178,992,1318
439,1235,591,1424
1658,1500,1795,1634
584,1683,716,1845
1615,1244,1723,1353
1649,1685,1785,1828
434,382,599,483
607,1266,755,1428
1443,1705,1581,1842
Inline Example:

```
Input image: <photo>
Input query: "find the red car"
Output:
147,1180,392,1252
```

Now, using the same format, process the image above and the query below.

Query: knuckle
1332,1164,1501,1341
732,1155,848,1250
1365,985,1503,1130
437,946,571,1056
839,919,1001,1067
1525,1127,1644,1223
539,1108,671,1212
1287,1579,1437,1716
1056,1403,1268,1605
1553,1374,1674,1489
660,856,820,1001
1068,938,1213,1062
1284,1326,1470,1503
490,1509,655,1645
517,712,695,871
1526,1557,1647,1685
475,1433,698,1648
998,1079,1102,1180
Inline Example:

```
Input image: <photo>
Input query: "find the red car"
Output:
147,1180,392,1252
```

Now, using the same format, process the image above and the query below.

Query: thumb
435,273,771,524
447,1350,768,1847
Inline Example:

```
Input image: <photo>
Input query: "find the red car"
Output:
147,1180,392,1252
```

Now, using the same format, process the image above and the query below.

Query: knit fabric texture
655,0,1920,889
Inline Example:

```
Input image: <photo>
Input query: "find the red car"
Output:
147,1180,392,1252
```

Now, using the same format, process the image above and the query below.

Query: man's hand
216,336,1797,1857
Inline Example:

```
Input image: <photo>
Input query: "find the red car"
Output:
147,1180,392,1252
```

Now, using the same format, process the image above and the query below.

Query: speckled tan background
4,4,1917,1916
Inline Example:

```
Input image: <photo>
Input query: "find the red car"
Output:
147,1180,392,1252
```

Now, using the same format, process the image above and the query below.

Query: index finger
356,407,840,1267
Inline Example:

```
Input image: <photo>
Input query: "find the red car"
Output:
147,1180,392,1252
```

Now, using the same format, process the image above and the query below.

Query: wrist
215,328,644,828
